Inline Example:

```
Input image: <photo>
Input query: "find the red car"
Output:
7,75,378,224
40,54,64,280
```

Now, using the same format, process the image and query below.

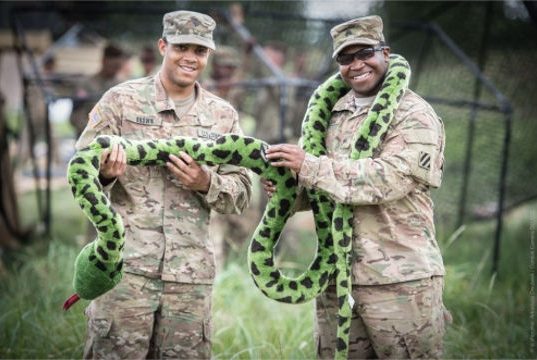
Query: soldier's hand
260,178,276,198
266,144,305,174
99,143,127,183
167,152,211,193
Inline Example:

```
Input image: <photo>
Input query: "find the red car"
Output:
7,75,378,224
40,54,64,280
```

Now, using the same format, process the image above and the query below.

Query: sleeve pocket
402,130,443,188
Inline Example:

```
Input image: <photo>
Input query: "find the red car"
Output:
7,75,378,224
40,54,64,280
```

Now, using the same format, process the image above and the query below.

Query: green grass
1,187,535,358
441,203,535,358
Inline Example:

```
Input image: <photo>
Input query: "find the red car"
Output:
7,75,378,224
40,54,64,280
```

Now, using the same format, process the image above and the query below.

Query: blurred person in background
252,40,292,144
139,45,159,77
206,45,242,107
75,11,251,359
70,43,127,245
204,45,259,271
70,43,127,138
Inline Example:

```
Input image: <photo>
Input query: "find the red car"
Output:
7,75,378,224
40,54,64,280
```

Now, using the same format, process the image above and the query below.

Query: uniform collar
333,90,357,113
332,90,375,116
154,72,207,118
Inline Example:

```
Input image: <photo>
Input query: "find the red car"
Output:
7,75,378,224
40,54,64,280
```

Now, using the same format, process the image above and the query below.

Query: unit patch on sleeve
418,151,431,170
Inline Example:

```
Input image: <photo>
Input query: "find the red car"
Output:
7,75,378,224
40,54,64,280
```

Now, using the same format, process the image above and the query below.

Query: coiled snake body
65,54,410,359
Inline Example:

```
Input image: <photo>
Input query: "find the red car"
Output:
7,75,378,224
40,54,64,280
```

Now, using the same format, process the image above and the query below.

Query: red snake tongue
63,293,80,311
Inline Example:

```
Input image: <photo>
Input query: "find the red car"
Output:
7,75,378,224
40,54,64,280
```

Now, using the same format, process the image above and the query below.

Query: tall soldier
264,16,450,359
76,11,252,359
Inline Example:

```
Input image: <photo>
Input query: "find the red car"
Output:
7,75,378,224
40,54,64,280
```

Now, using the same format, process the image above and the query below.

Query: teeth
180,65,196,72
353,72,371,80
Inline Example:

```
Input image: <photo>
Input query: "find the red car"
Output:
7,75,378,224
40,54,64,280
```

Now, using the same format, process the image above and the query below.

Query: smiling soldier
263,15,450,359
75,10,252,359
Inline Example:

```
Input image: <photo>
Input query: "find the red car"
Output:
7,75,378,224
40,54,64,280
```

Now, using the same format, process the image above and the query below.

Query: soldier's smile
352,71,372,82
178,64,197,73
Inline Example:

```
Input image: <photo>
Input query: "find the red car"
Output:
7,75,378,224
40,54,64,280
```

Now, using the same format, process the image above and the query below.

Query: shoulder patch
418,151,431,170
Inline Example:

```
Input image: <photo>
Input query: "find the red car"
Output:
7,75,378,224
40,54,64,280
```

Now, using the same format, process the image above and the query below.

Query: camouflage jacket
298,89,445,285
75,73,252,284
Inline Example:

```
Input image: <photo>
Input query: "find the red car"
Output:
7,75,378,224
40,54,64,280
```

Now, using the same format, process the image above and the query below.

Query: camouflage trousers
315,276,448,359
84,272,212,359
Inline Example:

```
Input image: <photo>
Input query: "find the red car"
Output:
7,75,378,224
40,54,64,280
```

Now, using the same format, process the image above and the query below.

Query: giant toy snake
64,54,410,359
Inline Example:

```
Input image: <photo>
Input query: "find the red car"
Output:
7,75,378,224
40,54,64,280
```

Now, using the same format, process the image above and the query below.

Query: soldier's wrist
199,171,211,193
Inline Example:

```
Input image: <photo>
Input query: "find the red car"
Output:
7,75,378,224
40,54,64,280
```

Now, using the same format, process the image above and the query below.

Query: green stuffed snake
64,54,410,359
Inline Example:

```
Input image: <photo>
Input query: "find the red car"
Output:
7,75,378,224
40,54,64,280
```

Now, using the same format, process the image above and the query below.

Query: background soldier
71,44,127,244
76,10,251,359
264,15,450,359
139,45,158,77
206,45,242,106
252,41,293,144
70,44,126,138
204,45,259,270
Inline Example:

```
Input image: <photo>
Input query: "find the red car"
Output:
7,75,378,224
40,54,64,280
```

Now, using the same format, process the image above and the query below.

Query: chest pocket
171,112,217,138
326,113,364,161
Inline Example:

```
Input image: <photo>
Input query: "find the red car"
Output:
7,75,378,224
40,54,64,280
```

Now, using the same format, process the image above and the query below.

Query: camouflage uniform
77,11,252,359
297,16,448,359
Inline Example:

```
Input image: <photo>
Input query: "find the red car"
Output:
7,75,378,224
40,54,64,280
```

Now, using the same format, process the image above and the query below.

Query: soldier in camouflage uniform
264,15,450,359
75,11,252,359
71,44,127,138
205,46,243,108
203,46,260,270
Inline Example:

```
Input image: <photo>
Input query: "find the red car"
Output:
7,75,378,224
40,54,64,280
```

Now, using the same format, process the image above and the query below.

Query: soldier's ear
157,38,167,56
382,47,391,62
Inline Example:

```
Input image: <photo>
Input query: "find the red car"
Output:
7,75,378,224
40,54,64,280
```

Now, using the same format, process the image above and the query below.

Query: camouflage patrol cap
330,15,385,58
213,46,240,67
162,10,216,50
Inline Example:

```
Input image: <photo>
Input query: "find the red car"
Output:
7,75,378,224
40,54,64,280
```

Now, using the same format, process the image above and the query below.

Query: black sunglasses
336,47,385,65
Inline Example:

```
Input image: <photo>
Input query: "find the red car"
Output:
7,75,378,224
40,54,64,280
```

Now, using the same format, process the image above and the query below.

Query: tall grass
441,204,534,358
0,242,88,358
0,193,535,358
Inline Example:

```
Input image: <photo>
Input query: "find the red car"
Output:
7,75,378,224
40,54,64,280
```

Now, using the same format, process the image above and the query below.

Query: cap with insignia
162,10,216,50
330,15,385,58
213,46,240,67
